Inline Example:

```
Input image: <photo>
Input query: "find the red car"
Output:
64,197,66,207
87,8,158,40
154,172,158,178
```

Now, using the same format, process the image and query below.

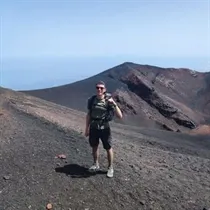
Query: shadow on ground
55,164,107,178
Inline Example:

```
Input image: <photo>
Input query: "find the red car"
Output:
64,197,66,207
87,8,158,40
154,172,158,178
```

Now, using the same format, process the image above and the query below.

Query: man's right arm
85,111,90,131
85,97,91,136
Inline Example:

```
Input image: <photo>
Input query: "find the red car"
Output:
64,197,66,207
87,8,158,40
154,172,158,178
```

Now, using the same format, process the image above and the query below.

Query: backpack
88,94,115,122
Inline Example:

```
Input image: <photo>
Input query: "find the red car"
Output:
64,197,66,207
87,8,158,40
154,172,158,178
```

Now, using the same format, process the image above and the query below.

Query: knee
92,145,98,151
105,146,112,151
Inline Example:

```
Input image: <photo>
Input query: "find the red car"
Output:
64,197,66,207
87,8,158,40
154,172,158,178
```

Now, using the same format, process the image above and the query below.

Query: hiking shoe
107,166,114,178
88,163,100,172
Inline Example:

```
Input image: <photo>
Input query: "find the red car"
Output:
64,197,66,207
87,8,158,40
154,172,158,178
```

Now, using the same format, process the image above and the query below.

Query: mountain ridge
21,62,210,132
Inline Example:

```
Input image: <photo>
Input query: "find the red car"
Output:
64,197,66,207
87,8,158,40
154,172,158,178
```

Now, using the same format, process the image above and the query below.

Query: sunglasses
96,86,104,90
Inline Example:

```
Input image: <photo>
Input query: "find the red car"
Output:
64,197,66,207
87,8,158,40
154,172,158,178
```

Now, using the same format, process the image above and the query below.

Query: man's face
96,84,106,96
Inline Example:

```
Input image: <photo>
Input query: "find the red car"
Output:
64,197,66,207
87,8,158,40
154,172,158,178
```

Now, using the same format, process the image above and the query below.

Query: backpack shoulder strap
102,99,115,122
87,95,96,111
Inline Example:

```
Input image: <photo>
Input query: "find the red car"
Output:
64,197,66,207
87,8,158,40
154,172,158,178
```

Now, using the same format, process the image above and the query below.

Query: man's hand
107,97,117,106
85,112,90,137
108,97,123,119
85,127,89,137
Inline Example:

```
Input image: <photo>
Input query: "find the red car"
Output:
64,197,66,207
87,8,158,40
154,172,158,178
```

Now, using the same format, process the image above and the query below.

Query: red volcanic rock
22,62,210,132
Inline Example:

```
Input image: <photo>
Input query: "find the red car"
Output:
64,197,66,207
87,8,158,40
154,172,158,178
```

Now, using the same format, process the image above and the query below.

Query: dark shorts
89,126,112,150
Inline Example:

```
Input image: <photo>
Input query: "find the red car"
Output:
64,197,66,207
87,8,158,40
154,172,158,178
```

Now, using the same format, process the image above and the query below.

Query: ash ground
0,90,210,210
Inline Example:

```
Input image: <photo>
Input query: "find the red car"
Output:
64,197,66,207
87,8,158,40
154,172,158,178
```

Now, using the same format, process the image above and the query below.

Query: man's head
95,80,106,97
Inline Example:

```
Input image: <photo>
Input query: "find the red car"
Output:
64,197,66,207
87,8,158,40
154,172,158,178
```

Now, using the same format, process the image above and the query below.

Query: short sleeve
87,95,95,111
87,97,91,110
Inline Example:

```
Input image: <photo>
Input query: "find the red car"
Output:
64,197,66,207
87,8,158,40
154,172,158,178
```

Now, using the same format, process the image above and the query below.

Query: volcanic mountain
22,62,210,132
1,86,210,210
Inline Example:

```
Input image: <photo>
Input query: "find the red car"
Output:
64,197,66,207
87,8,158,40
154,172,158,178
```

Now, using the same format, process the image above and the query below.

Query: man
85,81,123,178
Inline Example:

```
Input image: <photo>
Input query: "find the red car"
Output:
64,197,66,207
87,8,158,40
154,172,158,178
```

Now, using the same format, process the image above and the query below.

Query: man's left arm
108,98,123,119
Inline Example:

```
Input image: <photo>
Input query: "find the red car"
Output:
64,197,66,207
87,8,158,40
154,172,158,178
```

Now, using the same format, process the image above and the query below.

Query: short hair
96,80,106,87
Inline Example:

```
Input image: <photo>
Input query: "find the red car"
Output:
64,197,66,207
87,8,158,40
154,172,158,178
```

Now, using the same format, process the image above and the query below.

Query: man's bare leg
107,148,114,177
89,145,100,171
107,148,114,167
92,146,99,166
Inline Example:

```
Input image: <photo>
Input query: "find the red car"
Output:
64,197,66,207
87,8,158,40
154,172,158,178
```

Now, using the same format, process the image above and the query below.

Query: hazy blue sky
0,0,209,90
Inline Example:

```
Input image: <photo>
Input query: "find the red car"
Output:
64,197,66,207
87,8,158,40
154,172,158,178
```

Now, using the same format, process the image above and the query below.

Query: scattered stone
188,200,196,204
3,175,10,180
162,164,169,168
56,154,66,159
46,203,52,209
191,167,199,172
158,160,162,163
148,141,155,145
129,164,134,169
140,200,145,205
150,201,155,205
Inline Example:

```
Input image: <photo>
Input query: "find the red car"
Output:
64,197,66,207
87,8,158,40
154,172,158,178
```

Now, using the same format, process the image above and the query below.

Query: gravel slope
0,89,210,210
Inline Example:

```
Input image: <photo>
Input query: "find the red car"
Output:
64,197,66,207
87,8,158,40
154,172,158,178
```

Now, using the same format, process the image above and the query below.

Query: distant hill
22,62,210,132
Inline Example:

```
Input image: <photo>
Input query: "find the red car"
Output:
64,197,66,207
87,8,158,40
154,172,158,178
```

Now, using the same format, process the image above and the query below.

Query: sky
0,0,209,90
